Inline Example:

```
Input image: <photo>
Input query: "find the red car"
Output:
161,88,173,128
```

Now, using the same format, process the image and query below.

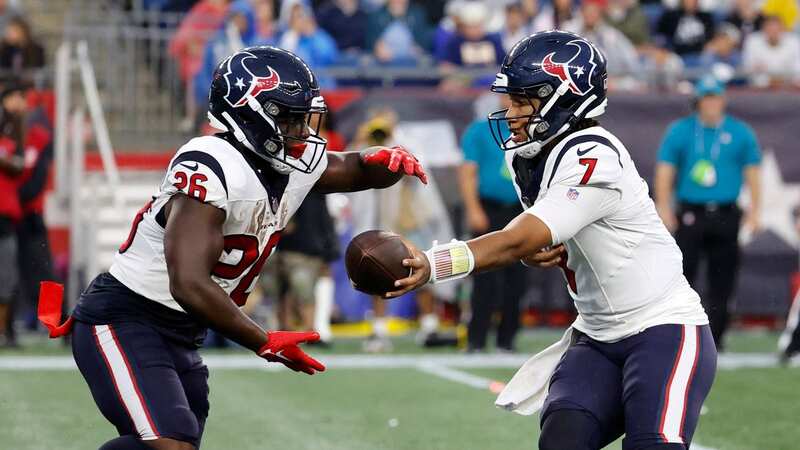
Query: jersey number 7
578,158,597,185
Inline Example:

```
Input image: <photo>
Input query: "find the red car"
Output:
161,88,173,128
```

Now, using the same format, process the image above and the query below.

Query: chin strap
424,240,475,284
516,91,602,160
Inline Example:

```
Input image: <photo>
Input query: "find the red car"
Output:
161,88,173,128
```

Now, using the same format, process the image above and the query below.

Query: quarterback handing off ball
345,230,412,296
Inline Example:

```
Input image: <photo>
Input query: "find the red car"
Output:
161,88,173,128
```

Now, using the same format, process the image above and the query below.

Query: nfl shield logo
567,188,580,200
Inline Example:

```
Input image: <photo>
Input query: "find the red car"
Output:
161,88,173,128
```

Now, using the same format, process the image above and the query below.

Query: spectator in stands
0,79,25,347
459,95,526,352
418,0,449,27
433,0,463,61
168,0,230,131
365,0,432,65
253,0,279,43
726,0,763,43
550,0,576,29
315,0,368,54
699,24,742,81
655,76,762,351
502,2,531,52
761,0,798,32
742,14,800,88
606,0,651,47
656,0,715,60
193,0,264,121
564,0,639,80
277,2,339,86
604,0,685,88
0,0,21,36
16,89,54,338
439,2,505,70
521,0,556,32
0,16,44,75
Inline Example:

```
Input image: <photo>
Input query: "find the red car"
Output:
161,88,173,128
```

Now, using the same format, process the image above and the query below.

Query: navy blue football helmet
208,46,327,174
488,31,608,158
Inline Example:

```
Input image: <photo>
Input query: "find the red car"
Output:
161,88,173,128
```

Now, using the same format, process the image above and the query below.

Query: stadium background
2,0,799,449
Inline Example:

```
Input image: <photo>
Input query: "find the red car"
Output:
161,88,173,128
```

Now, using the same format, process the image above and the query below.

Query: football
345,230,412,296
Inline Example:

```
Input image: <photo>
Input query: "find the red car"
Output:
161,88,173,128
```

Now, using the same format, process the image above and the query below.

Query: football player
39,47,426,450
390,31,717,450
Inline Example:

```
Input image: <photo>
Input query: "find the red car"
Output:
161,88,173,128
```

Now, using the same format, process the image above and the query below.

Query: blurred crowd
0,1,56,348
158,0,800,95
0,1,45,83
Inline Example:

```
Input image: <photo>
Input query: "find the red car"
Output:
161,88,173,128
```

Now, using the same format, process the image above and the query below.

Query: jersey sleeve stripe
547,134,623,188
170,150,229,196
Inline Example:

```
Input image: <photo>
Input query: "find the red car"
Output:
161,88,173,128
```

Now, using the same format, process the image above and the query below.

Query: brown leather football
345,230,412,297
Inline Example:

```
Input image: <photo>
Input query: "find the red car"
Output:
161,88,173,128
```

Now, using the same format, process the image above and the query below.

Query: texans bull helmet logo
222,51,282,108
540,39,600,96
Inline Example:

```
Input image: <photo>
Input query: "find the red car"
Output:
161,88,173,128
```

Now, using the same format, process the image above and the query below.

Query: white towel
494,327,573,415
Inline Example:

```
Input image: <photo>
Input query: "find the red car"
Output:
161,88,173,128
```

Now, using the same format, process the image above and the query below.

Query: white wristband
424,240,475,284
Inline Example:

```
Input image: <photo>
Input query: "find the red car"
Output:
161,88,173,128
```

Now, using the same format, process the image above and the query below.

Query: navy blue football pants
541,324,717,450
72,320,209,447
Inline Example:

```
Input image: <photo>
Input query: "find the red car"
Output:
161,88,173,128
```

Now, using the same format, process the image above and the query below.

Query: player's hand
521,244,565,268
258,331,326,375
362,145,428,184
466,206,490,233
743,210,761,233
385,242,431,298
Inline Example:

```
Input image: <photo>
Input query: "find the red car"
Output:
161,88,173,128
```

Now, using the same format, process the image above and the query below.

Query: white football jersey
506,126,708,342
109,135,327,311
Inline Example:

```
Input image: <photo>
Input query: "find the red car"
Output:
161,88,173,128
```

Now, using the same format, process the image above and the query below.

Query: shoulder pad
547,133,623,188
164,147,230,211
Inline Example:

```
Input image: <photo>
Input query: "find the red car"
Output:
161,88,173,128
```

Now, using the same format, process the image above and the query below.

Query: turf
1,363,798,449
470,367,800,450
0,368,538,450
0,330,794,449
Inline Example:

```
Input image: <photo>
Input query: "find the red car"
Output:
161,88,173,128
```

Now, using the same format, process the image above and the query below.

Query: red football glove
362,145,428,184
258,331,326,375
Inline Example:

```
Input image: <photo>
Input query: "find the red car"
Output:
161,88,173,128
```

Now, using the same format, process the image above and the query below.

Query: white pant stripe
93,325,159,440
661,325,699,443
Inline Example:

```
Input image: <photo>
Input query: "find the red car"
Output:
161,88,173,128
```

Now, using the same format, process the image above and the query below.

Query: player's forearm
458,163,482,211
316,151,403,193
170,277,267,352
353,149,403,189
653,163,676,209
745,165,761,212
467,213,552,273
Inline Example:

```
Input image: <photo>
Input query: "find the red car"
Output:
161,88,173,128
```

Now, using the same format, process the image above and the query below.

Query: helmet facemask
262,96,328,175
212,95,328,175
488,81,558,158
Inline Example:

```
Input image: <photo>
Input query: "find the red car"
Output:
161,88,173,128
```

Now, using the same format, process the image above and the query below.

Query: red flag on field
38,281,74,338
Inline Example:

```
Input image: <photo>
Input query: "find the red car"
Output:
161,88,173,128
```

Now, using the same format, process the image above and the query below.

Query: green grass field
0,330,796,450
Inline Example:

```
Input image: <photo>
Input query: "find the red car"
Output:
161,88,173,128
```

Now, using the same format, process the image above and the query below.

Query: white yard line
416,362,493,390
691,444,718,450
0,352,795,371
